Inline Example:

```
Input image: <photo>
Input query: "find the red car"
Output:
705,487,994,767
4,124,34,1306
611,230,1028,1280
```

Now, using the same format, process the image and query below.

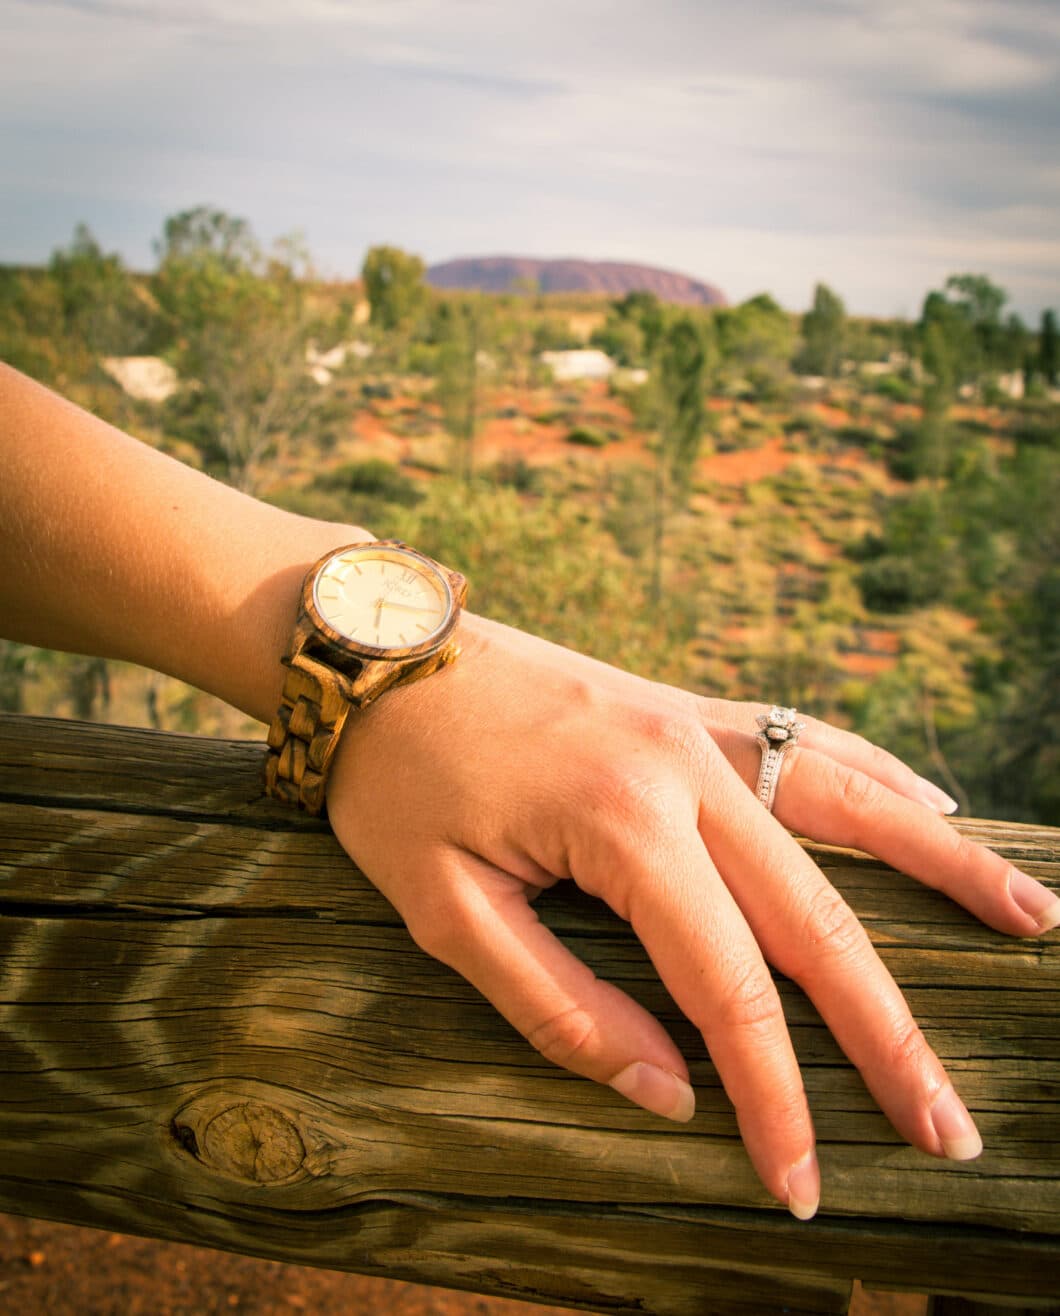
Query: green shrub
565,425,610,447
1011,415,1059,448
857,557,942,611
836,423,879,448
490,455,544,493
315,458,423,506
872,374,916,403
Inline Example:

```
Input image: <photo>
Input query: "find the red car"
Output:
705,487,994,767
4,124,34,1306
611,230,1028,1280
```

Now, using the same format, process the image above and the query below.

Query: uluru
426,256,727,306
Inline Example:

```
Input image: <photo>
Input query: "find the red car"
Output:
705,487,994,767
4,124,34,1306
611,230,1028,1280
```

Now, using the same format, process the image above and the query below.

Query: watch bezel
302,540,460,662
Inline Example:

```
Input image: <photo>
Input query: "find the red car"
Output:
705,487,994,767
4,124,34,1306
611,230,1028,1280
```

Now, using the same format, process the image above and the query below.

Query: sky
3,0,1059,320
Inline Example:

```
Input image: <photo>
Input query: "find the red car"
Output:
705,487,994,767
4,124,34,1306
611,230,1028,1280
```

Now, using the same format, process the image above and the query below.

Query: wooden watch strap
263,651,357,816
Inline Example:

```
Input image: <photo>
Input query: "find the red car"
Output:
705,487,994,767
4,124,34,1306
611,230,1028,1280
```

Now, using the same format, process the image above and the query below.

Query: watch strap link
264,650,356,816
264,633,462,817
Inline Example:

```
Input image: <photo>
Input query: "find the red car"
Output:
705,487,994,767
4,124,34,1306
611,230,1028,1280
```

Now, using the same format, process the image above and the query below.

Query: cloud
1,0,1057,316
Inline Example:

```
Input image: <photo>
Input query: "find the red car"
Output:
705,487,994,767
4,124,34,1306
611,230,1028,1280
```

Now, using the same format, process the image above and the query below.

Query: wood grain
1,713,1058,1314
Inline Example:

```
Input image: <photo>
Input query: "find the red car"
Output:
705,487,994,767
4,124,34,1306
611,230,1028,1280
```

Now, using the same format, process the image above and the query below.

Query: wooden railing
1,712,1058,1315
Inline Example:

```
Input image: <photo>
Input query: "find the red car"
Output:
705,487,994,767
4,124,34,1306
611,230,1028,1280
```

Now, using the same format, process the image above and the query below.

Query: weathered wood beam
1,713,1058,1314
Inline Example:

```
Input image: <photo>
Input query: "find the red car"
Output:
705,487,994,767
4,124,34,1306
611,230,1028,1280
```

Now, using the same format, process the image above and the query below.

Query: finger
398,847,697,1124
705,705,957,814
796,716,957,814
700,764,982,1163
776,748,1060,938
608,818,819,1218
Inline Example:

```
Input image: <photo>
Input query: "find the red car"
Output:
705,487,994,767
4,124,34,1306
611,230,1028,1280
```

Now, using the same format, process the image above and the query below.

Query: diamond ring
754,706,805,812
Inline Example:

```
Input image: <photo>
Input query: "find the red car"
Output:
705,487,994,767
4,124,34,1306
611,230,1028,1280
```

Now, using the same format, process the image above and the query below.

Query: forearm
0,363,372,723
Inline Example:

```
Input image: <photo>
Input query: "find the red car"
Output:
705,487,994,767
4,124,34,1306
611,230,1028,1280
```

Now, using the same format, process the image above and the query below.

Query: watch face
311,543,455,655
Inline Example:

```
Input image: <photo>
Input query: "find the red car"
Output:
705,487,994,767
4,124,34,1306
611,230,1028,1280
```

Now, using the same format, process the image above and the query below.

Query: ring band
754,706,804,812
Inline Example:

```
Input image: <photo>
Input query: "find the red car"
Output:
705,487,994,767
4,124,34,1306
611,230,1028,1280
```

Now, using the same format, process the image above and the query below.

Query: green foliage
797,282,846,377
656,315,711,492
388,482,695,684
315,459,423,505
0,266,65,381
432,295,492,480
590,315,644,367
532,317,582,353
154,207,345,491
1039,309,1058,387
714,293,796,399
871,373,916,403
1010,401,1060,449
49,224,156,357
984,446,1060,819
590,291,668,367
919,272,1012,388
361,245,426,332
944,273,1007,335
0,641,41,713
488,454,544,494
156,208,257,270
852,491,955,610
1,225,158,394
566,425,610,447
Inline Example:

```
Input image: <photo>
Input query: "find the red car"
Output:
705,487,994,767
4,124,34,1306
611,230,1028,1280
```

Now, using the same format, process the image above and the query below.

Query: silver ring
754,706,805,812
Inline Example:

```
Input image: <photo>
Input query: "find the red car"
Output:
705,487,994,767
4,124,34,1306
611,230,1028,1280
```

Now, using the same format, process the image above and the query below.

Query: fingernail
915,775,959,814
930,1085,982,1161
609,1062,695,1123
1009,868,1060,933
786,1149,820,1221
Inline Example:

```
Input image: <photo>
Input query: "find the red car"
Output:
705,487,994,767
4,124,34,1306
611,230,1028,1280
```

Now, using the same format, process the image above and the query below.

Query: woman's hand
326,612,1060,1220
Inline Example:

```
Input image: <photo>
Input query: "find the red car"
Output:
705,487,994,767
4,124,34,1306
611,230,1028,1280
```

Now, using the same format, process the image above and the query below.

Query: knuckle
946,828,979,868
404,907,452,960
403,886,478,965
835,764,886,819
526,1005,601,1070
797,883,868,965
866,738,897,772
637,708,711,762
711,960,781,1037
595,763,681,838
886,1017,929,1075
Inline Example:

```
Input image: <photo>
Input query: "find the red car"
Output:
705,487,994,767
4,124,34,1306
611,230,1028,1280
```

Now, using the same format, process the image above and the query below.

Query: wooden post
1,713,1058,1315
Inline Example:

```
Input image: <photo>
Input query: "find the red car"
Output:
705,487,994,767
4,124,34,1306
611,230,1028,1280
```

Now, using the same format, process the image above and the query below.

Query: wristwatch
264,539,468,816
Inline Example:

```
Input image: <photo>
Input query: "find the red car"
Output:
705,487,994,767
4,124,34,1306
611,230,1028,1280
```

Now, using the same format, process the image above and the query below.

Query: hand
326,612,1060,1220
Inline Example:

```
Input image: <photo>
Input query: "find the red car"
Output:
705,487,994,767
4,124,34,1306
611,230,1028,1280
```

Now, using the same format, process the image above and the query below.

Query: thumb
402,848,695,1124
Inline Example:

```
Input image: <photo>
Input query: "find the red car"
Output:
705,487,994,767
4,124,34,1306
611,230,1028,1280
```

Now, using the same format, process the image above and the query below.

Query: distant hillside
426,256,727,306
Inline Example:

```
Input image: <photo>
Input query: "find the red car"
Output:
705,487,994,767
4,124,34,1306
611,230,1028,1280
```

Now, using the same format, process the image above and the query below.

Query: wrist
199,513,376,726
262,539,468,815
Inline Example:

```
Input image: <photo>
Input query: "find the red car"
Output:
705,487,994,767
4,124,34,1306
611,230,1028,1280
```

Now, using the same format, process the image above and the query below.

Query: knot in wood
200,1101,306,1184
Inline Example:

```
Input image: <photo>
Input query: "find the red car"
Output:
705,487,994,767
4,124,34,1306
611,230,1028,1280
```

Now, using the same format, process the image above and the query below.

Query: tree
154,207,346,493
647,314,713,604
657,315,710,494
798,282,846,377
156,208,257,271
944,273,1006,333
919,274,1010,387
0,265,66,382
361,245,426,332
999,313,1029,381
433,296,490,483
49,223,153,356
1040,309,1058,388
714,293,796,399
590,291,666,367
917,318,957,482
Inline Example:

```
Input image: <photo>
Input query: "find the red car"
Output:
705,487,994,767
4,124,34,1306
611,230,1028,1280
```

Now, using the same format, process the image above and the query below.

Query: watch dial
313,545,453,652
